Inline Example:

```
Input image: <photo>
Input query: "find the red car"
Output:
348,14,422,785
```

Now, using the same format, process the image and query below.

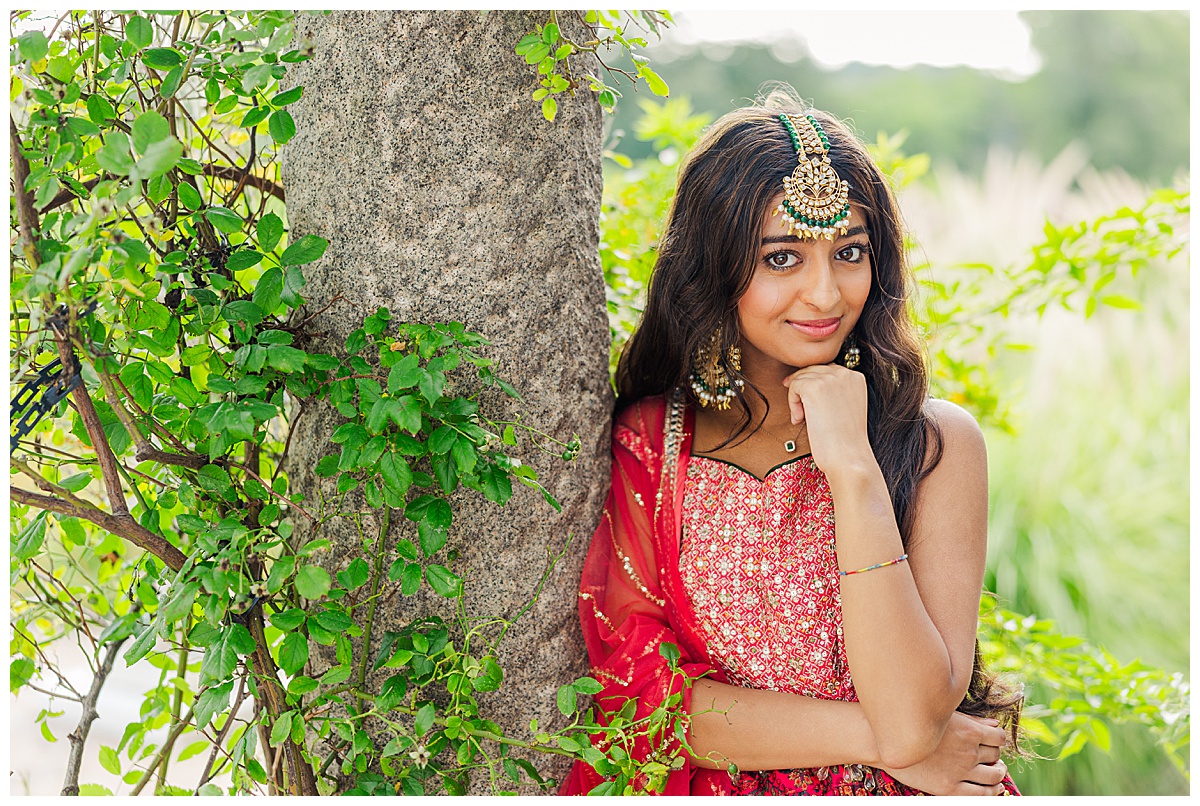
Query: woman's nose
798,258,840,311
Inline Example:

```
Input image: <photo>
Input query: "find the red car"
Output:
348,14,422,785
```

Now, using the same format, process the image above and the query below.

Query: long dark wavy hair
615,86,1023,749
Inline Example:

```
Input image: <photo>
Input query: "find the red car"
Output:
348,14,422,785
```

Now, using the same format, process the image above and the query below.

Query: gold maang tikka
773,113,852,240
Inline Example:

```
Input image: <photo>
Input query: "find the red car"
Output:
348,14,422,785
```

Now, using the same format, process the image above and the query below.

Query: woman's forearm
687,679,881,771
826,462,972,767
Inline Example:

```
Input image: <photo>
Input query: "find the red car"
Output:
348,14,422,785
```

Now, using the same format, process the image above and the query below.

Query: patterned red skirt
731,764,1020,796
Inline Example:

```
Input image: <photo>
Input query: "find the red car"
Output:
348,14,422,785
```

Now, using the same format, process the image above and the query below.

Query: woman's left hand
782,364,873,477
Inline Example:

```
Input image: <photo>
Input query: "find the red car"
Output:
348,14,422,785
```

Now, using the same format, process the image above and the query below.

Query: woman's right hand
879,712,1010,796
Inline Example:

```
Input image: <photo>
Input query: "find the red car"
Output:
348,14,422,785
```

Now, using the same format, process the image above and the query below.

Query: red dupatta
561,392,734,796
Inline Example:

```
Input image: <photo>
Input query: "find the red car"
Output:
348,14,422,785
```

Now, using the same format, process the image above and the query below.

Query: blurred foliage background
599,9,1188,797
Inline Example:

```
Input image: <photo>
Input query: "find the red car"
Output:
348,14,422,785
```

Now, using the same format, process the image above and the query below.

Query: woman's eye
765,251,798,270
838,244,867,262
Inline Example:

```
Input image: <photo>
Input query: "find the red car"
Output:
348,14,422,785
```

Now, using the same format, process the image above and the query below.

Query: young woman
561,89,1022,796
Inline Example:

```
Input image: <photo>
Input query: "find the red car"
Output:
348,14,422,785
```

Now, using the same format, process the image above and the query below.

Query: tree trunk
283,10,611,792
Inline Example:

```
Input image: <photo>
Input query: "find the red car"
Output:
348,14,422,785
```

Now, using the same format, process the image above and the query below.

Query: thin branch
61,637,126,796
11,115,41,259
50,326,128,516
12,487,186,572
205,163,284,202
197,673,247,789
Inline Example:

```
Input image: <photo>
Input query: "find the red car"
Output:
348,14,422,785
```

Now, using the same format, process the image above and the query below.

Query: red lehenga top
561,393,1018,796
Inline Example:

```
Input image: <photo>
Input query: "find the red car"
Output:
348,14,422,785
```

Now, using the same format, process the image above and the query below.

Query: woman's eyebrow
761,225,869,245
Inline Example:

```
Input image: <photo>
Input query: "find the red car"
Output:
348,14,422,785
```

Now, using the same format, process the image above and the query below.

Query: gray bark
282,10,611,793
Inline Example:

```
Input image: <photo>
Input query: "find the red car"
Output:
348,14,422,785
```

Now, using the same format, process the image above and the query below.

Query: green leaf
58,473,93,493
556,683,577,716
205,206,243,234
427,425,456,454
425,565,462,598
541,22,560,45
288,676,319,696
320,664,351,686
1100,294,1141,310
196,464,234,496
277,632,309,676
123,623,158,665
125,16,153,50
337,558,370,591
380,452,412,495
240,105,270,129
265,345,307,373
242,63,273,92
281,234,328,266
400,562,422,595
86,93,116,125
417,519,448,558
414,702,436,737
269,109,296,144
200,625,251,683
272,86,303,106
387,354,422,392
177,181,203,210
253,267,284,313
313,610,353,632
78,784,115,796
159,65,184,99
226,249,264,271
472,656,504,693
542,96,557,122
257,213,284,252
194,681,233,729
131,103,174,148
270,608,306,632
136,138,182,179
99,745,121,775
640,67,669,97
270,710,295,746
13,512,48,561
96,132,134,176
142,47,183,69
17,30,49,63
572,676,604,695
295,565,332,600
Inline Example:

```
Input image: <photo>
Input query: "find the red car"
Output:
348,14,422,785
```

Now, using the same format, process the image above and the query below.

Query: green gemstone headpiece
773,113,852,240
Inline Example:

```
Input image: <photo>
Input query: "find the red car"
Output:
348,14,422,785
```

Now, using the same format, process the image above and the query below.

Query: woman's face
736,198,873,376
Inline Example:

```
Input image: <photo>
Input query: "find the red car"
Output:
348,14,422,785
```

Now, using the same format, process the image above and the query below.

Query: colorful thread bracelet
838,554,909,577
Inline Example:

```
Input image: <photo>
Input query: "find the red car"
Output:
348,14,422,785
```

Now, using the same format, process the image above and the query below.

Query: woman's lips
788,317,841,338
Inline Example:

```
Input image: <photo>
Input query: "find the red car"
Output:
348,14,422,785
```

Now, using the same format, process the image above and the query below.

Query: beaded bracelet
838,553,909,577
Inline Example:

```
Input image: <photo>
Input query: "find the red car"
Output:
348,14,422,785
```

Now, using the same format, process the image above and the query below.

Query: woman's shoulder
923,397,987,469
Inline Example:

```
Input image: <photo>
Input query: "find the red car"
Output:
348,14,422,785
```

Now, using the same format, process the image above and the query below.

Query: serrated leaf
337,557,370,590
257,213,284,252
281,234,328,266
269,711,295,746
414,702,436,737
142,47,182,69
131,110,170,154
99,745,121,775
136,138,182,179
277,633,309,676
295,565,331,599
269,109,296,144
253,266,284,313
425,564,461,598
556,683,577,716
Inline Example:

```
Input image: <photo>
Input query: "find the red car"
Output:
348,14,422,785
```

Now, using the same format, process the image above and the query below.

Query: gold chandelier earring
841,332,861,370
690,330,744,409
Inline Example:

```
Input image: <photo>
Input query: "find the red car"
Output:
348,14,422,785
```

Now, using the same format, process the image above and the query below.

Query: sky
656,10,1041,78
